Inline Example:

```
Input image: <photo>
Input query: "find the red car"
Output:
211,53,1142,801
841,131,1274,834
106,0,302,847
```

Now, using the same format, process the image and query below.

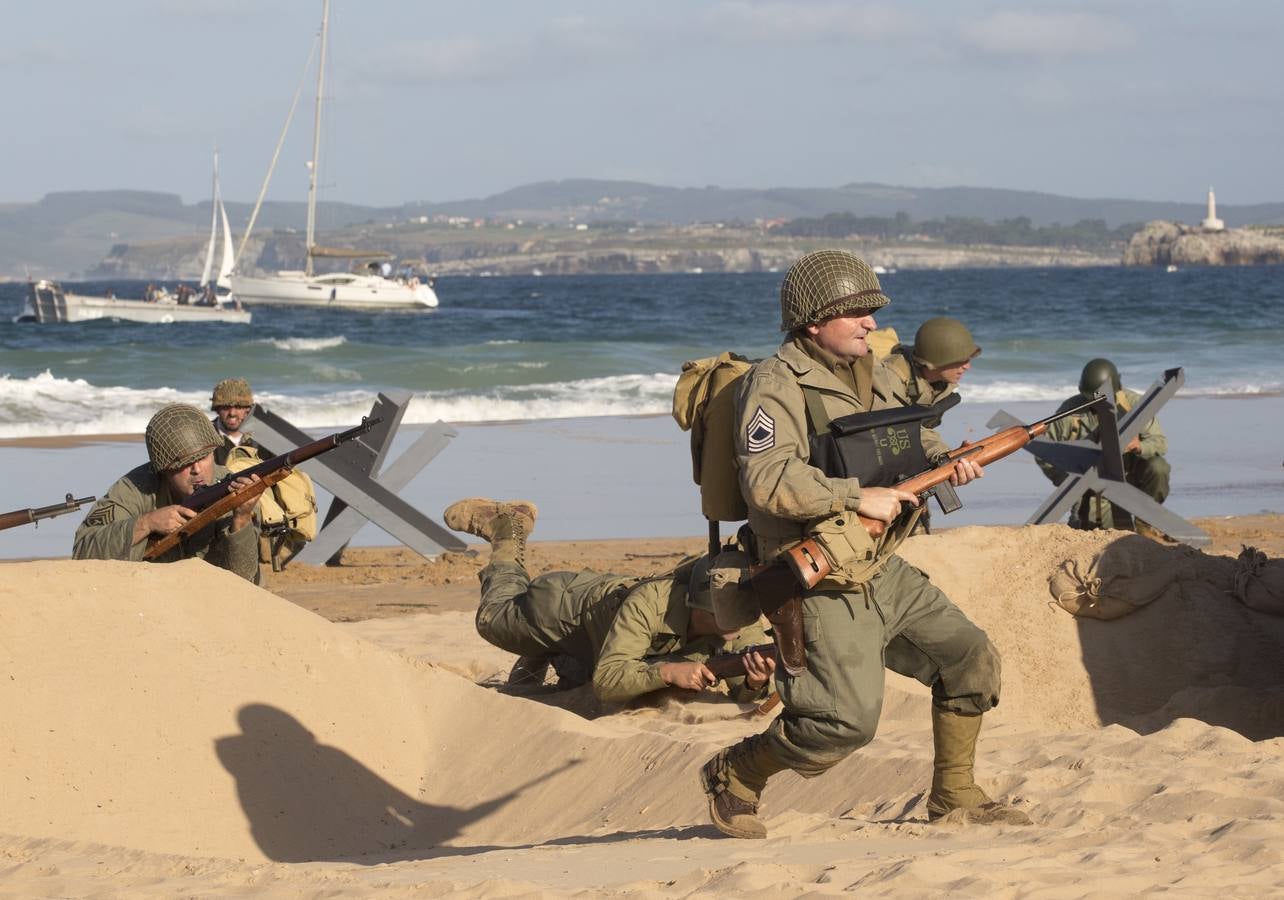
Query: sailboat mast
200,150,220,288
305,0,329,277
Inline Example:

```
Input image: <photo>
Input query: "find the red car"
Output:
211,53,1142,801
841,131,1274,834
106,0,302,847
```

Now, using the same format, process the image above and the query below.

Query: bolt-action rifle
142,417,379,560
0,493,96,532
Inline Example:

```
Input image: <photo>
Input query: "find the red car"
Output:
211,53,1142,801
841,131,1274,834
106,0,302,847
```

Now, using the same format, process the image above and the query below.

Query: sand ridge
2,523,1283,896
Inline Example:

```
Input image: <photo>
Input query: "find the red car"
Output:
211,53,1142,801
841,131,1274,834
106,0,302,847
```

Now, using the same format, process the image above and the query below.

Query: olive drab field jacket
1038,387,1168,484
735,340,948,588
592,575,772,704
72,462,260,583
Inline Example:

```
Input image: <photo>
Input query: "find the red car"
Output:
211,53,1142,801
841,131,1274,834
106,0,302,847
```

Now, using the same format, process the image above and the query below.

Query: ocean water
1,266,1281,438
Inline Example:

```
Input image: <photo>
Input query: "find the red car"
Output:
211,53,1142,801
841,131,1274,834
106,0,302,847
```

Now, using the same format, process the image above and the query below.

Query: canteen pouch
807,513,876,572
808,395,960,486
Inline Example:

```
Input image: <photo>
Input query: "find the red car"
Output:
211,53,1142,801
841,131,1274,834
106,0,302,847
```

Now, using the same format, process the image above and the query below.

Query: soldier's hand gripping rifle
784,395,1107,577
0,493,96,532
142,417,380,560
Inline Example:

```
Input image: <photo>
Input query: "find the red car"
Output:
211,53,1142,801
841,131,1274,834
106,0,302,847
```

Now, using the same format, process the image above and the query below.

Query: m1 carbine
739,397,1108,677
143,417,379,560
0,493,96,532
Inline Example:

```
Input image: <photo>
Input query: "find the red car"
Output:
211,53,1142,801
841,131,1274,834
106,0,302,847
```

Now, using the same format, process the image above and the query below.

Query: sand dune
2,524,1282,896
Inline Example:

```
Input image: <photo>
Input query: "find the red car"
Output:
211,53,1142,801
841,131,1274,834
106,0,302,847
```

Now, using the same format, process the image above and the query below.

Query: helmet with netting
211,377,253,409
1079,358,1121,395
779,249,890,331
913,317,982,368
145,404,221,472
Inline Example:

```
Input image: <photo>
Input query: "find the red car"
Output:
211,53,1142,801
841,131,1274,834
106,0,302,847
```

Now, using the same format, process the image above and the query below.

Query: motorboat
19,280,251,324
228,0,438,311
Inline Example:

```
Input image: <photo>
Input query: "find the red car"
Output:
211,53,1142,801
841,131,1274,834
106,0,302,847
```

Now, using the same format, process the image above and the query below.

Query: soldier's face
922,359,972,385
806,309,878,362
215,405,251,432
164,453,216,498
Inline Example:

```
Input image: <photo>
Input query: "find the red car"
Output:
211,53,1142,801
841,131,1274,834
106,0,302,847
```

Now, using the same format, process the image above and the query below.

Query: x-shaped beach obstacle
989,367,1210,547
247,391,466,566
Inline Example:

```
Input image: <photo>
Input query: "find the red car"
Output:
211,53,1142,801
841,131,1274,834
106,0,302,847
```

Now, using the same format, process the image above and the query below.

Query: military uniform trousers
475,559,627,664
762,554,1001,777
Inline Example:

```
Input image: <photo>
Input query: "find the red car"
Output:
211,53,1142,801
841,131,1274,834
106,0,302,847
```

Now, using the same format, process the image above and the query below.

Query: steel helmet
211,377,254,409
1079,358,1121,396
145,404,221,472
779,249,890,332
912,317,982,369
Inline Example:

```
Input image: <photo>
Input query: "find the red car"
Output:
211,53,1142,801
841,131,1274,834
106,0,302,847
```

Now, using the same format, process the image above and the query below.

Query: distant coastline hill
4,180,1284,279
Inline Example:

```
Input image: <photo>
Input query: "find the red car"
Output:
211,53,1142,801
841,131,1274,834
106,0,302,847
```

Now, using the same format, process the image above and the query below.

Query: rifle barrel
181,417,380,512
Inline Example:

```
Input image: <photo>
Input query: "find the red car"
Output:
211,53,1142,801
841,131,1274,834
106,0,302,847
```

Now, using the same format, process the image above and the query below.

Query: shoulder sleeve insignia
83,505,115,527
746,406,776,453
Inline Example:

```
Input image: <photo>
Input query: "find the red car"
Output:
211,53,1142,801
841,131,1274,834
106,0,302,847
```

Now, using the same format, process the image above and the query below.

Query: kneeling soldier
73,403,261,583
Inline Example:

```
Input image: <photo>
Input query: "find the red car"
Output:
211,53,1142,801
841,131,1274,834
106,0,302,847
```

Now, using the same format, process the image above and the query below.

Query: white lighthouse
1201,186,1225,231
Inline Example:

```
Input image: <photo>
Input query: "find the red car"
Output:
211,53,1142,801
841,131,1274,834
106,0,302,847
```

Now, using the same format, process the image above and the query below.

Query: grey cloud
705,1,918,43
960,11,1134,58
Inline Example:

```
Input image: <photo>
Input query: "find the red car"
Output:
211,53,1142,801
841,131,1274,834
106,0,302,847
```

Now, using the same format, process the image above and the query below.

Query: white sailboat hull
23,281,251,325
229,271,439,309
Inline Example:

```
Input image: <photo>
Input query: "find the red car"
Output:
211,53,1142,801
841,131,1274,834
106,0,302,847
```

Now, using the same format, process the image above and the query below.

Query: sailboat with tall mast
200,150,237,302
229,0,439,310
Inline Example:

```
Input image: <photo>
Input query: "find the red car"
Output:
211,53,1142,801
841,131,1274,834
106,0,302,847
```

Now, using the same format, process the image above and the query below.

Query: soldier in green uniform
443,497,776,705
881,316,982,532
1038,358,1171,534
73,403,262,583
210,378,261,466
699,249,1030,839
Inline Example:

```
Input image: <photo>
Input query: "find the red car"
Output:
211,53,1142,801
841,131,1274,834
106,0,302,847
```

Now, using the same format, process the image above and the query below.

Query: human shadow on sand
215,703,577,863
1065,534,1284,740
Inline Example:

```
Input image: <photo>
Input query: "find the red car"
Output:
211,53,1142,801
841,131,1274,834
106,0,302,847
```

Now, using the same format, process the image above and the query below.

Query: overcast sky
4,0,1281,208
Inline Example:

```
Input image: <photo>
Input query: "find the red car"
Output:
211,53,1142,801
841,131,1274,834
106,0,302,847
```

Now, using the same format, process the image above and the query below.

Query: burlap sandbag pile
1050,537,1284,621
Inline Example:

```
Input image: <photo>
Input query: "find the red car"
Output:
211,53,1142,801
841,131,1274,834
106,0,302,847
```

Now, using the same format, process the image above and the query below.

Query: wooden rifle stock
0,493,96,532
143,467,292,560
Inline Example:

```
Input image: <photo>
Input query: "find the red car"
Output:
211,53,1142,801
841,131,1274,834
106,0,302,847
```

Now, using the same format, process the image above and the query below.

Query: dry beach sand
2,515,1283,897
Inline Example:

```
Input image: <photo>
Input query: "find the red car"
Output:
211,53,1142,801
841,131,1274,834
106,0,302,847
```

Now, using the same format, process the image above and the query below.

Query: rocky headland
89,226,1117,279
1123,220,1284,266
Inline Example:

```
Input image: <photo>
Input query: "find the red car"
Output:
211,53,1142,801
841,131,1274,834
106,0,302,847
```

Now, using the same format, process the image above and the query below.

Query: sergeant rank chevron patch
746,406,776,453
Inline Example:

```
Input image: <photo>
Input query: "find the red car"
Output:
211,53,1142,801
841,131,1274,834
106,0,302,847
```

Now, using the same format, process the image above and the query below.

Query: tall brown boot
443,497,537,566
927,707,1031,825
699,735,787,839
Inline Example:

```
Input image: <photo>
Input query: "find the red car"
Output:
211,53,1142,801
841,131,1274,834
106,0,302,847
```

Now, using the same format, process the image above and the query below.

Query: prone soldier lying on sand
443,497,776,706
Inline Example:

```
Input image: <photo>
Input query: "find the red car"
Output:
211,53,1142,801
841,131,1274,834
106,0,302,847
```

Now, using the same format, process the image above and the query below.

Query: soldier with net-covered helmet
72,403,262,582
698,249,1029,840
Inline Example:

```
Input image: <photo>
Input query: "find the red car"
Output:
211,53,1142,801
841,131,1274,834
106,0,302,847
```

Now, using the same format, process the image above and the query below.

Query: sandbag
1232,546,1284,616
1049,546,1197,620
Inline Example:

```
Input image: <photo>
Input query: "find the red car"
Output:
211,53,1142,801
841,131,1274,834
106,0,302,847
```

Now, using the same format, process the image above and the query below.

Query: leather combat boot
443,498,537,566
700,735,785,839
927,707,1032,825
